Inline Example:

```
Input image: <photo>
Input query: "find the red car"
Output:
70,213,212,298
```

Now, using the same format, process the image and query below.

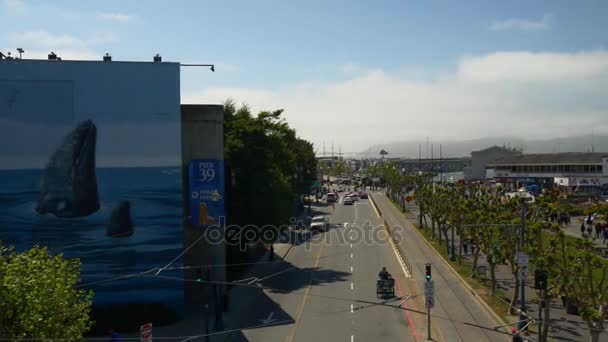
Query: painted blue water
0,167,184,312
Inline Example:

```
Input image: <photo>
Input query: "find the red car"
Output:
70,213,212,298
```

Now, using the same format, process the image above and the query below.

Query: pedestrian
587,224,593,237
463,239,469,255
603,226,608,245
596,222,601,239
109,329,123,342
581,222,586,237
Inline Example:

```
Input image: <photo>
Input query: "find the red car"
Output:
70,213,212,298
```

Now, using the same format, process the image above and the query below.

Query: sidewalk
560,216,608,250
392,197,597,342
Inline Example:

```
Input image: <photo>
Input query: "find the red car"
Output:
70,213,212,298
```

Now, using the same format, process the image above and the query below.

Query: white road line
350,282,354,290
350,243,353,248
350,304,354,313
350,265,353,272
350,253,353,258
351,335,354,342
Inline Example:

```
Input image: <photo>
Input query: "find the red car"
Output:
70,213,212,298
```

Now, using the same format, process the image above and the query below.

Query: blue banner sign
188,159,225,227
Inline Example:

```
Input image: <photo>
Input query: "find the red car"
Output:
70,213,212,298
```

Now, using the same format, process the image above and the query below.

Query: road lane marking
350,304,354,313
382,220,412,279
350,243,353,248
350,265,353,272
350,253,353,258
351,335,354,342
285,241,325,342
350,282,354,290
395,278,419,340
370,195,381,218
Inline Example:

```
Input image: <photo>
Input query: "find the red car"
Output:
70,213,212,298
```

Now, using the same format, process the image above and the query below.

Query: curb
371,195,412,275
281,243,295,260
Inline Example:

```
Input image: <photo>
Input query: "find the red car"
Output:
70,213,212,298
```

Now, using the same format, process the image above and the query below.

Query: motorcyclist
378,266,391,279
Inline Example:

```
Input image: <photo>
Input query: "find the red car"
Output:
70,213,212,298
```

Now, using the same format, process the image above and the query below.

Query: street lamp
418,171,424,228
516,186,528,334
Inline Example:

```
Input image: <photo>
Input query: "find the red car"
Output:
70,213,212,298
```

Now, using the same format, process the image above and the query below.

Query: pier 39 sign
188,159,226,228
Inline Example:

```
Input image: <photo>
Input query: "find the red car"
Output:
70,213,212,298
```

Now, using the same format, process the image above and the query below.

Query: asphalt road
371,191,511,342
223,190,510,342
228,194,420,342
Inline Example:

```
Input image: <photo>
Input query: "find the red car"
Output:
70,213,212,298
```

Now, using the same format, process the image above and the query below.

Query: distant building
488,152,608,195
465,146,522,181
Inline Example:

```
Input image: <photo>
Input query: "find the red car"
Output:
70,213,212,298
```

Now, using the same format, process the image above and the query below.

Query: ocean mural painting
0,61,184,322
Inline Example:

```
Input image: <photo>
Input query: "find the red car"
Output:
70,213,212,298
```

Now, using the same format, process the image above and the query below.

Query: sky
2,0,608,154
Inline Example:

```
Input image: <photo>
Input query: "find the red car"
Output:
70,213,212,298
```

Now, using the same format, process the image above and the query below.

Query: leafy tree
0,245,94,339
566,240,608,342
379,149,388,159
222,100,316,259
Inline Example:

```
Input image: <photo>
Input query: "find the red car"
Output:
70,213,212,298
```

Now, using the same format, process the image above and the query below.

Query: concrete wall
180,105,225,319
470,148,519,180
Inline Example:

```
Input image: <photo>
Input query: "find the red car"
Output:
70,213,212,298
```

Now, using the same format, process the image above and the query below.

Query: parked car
343,196,354,205
311,215,330,230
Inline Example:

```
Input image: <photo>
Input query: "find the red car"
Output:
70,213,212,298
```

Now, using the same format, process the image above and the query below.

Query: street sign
517,252,529,267
188,159,225,228
426,296,434,309
424,279,434,296
424,280,435,308
518,267,529,281
140,322,152,342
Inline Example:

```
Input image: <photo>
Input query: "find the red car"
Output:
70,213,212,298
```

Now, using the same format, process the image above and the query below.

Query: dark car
358,191,368,199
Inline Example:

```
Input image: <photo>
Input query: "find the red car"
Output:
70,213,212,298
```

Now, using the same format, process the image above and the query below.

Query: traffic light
534,269,547,290
425,263,432,281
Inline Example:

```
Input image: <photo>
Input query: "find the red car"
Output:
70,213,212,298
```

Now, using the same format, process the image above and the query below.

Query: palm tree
379,149,388,159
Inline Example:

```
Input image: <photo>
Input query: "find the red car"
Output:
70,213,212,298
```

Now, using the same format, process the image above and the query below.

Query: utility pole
418,144,422,173
439,144,443,184
518,192,528,335
425,263,434,341
431,144,435,193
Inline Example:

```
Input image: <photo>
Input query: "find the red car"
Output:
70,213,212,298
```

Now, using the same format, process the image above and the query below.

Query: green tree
0,245,94,339
566,240,608,342
223,100,316,260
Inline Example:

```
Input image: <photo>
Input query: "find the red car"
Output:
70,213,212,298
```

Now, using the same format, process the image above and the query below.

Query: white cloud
2,0,24,10
489,13,554,32
11,30,84,47
96,11,134,22
457,51,608,82
340,63,364,74
17,48,99,60
6,30,114,60
183,50,608,152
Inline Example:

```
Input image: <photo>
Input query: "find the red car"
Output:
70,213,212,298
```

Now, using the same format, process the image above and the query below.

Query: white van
326,192,337,203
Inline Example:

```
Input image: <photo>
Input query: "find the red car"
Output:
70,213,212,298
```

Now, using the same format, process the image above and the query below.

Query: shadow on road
221,245,350,341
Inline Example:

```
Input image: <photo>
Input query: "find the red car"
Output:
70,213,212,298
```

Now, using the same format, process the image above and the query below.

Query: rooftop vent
103,53,112,62
153,54,162,63
48,52,60,60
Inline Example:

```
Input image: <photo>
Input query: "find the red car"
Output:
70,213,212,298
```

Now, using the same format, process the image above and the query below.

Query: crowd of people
579,213,608,244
